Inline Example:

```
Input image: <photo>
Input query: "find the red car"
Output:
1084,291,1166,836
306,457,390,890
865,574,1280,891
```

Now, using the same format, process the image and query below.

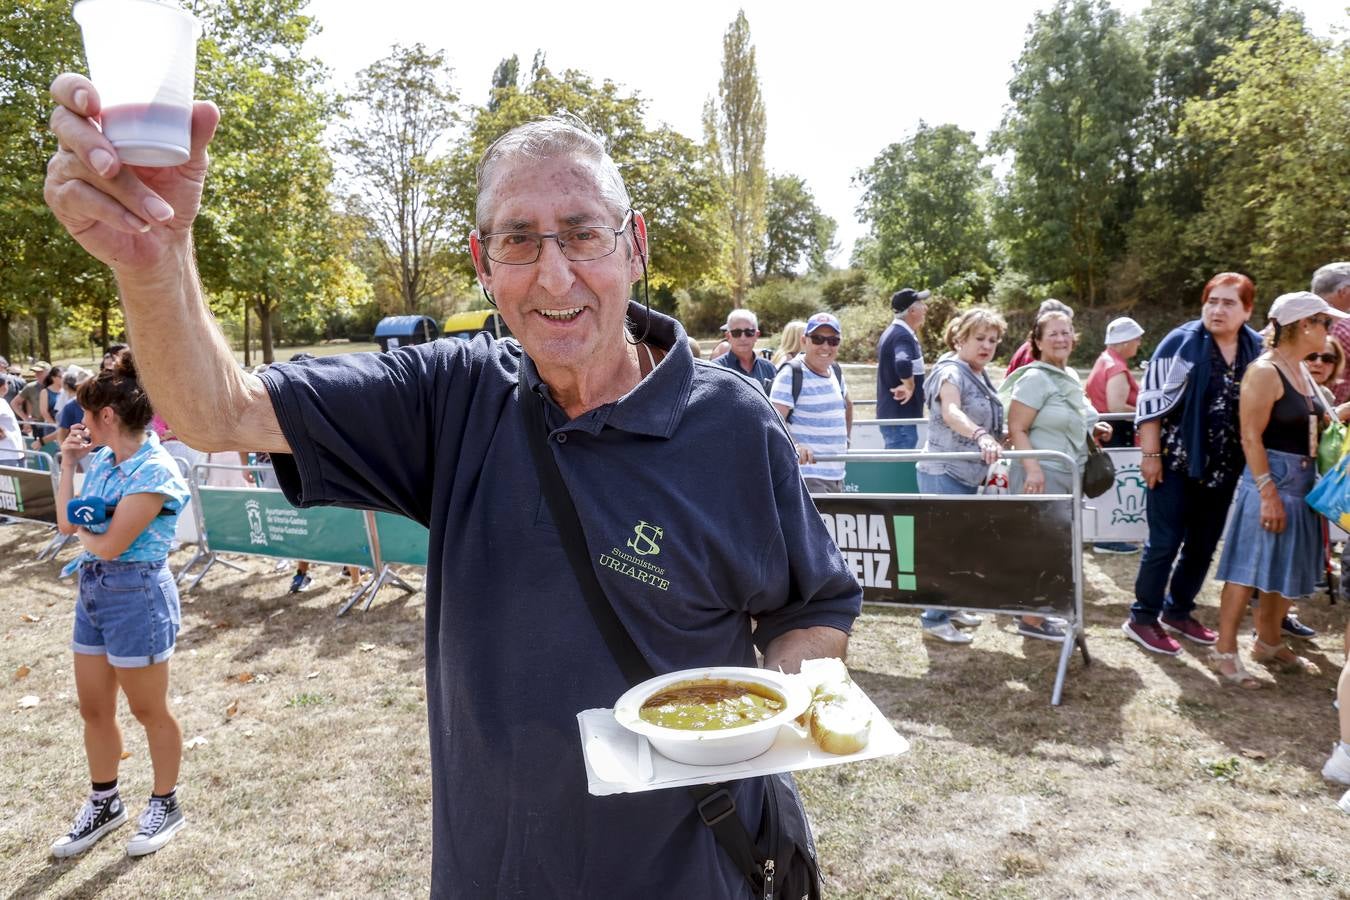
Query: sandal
1251,638,1321,676
1207,649,1261,689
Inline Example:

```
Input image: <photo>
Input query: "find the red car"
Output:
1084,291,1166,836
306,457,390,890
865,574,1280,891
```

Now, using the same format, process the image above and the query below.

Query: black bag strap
517,384,769,893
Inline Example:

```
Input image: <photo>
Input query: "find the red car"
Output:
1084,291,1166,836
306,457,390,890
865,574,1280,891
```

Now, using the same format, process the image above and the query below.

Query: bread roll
809,689,871,755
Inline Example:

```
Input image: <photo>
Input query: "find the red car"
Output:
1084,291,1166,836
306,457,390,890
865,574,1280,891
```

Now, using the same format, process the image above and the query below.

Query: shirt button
556,433,567,444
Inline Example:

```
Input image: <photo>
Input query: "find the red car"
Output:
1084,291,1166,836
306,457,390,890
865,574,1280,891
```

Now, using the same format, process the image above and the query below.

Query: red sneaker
1161,615,1218,645
1121,620,1183,656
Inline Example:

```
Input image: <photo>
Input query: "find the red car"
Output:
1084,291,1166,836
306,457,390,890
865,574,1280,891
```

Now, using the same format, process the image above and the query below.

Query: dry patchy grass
2,520,1349,898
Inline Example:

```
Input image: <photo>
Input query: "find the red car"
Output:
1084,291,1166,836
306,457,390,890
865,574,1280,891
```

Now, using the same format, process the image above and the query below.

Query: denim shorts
73,560,181,668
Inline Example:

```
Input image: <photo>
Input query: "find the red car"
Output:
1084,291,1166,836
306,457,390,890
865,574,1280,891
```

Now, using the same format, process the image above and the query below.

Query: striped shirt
770,356,849,481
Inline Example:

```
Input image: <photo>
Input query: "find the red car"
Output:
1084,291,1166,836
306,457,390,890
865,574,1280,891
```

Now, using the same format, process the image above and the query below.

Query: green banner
373,511,429,567
0,464,57,524
842,460,918,494
196,487,374,567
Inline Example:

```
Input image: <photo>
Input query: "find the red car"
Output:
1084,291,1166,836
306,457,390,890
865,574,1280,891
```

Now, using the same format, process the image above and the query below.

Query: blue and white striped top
770,356,849,481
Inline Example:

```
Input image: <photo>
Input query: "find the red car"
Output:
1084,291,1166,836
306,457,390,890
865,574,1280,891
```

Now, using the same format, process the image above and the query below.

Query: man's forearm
116,244,281,453
763,626,849,674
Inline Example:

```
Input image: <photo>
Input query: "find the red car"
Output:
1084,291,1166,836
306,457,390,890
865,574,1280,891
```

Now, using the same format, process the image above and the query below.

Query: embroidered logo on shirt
600,521,670,591
625,520,663,557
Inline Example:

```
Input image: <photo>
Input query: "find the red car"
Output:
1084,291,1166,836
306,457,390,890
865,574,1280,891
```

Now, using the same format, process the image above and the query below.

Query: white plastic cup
73,0,202,167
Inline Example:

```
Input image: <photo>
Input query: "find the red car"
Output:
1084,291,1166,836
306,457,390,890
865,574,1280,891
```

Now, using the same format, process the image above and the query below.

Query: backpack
776,356,843,419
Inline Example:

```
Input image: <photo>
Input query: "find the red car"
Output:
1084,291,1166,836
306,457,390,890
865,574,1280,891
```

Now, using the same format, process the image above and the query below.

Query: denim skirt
1215,448,1320,599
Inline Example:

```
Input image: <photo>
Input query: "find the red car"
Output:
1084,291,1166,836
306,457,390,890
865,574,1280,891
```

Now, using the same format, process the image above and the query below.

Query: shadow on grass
853,637,1146,761
4,853,136,900
169,554,426,670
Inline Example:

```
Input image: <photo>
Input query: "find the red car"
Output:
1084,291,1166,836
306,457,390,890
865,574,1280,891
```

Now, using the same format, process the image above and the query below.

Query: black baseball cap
891,288,931,312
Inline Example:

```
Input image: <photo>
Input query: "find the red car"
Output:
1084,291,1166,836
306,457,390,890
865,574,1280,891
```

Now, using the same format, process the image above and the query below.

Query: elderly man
1316,263,1350,403
876,288,927,449
712,308,776,391
46,75,860,896
771,313,853,492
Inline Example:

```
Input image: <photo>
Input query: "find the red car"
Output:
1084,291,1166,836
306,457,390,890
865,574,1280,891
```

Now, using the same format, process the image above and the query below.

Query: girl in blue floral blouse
50,350,190,859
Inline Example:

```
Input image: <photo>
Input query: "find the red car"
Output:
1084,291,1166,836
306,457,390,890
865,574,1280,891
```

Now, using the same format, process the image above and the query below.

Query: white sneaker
1323,743,1350,785
922,621,973,644
126,794,185,857
51,793,127,858
950,611,983,628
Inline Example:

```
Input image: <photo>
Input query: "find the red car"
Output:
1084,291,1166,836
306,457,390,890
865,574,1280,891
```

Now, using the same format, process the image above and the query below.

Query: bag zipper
762,776,780,899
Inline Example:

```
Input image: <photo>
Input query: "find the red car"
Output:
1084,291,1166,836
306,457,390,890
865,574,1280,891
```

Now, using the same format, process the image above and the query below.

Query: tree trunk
100,298,109,349
243,301,251,368
0,312,9,360
37,313,50,363
255,300,275,365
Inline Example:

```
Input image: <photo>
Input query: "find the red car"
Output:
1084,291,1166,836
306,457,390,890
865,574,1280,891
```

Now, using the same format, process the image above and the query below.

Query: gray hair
1038,298,1074,320
475,115,632,233
725,308,758,330
1312,262,1350,299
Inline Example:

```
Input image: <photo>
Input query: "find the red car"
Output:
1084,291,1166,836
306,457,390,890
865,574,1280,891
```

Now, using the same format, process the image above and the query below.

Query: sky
303,0,1347,267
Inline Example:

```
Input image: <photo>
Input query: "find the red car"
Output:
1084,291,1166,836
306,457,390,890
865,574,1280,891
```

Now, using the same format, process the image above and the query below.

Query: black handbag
1082,428,1116,498
519,384,822,900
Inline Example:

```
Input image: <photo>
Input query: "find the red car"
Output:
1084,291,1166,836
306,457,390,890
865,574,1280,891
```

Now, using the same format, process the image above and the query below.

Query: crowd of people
27,67,1350,888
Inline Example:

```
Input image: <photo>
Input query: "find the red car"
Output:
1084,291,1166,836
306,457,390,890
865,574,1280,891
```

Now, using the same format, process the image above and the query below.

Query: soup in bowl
614,667,811,766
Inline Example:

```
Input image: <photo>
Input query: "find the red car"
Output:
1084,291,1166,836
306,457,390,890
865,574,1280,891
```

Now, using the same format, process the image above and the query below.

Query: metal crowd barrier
187,463,422,616
813,449,1088,706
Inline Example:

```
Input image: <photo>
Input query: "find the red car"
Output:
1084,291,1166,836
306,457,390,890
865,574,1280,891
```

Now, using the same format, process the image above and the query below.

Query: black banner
0,464,57,524
813,495,1075,614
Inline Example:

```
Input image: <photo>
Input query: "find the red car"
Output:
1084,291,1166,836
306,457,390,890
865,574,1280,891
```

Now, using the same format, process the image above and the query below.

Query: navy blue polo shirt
260,302,861,898
712,349,777,394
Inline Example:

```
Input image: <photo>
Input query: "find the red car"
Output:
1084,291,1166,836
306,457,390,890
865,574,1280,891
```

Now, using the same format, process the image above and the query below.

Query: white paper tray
578,689,908,796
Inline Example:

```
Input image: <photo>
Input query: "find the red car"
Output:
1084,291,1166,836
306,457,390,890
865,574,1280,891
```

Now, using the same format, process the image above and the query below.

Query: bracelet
971,428,988,442
1254,473,1274,490
1141,452,1162,459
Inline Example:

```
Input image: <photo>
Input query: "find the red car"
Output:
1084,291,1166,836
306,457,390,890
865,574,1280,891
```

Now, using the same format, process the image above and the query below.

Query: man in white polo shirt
771,312,853,492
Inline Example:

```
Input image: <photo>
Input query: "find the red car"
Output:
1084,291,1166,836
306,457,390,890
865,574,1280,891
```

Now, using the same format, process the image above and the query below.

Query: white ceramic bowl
613,666,812,766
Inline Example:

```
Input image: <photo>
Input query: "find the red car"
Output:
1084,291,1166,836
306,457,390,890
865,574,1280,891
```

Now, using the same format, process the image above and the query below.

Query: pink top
1084,348,1138,413
149,413,176,442
1005,341,1036,375
1331,320,1350,404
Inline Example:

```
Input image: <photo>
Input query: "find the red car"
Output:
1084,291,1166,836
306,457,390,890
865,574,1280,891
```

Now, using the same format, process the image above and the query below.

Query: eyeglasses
808,334,841,346
479,210,633,266
727,328,758,338
1308,315,1334,329
1306,352,1338,364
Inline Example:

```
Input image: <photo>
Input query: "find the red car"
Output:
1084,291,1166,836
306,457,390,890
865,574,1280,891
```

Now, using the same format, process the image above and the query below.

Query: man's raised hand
44,73,219,276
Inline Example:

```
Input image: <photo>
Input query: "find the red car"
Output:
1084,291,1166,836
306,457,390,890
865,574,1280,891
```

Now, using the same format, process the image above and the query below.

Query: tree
488,55,519,112
189,0,343,363
338,44,460,315
1179,12,1350,294
705,10,767,302
757,174,837,281
1125,0,1283,304
0,0,114,360
991,0,1149,305
855,122,993,293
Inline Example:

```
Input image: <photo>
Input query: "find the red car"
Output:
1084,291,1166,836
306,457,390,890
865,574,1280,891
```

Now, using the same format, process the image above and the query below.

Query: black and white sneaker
126,794,185,857
51,793,127,858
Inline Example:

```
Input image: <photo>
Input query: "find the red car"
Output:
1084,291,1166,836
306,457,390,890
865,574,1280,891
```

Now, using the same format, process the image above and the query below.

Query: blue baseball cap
804,312,841,335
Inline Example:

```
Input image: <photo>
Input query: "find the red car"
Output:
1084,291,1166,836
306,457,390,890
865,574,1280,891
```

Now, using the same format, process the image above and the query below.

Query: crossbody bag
519,384,822,900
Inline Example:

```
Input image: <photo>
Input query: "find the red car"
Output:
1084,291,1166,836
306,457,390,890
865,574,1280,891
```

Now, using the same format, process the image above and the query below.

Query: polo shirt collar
894,316,917,339
519,300,692,438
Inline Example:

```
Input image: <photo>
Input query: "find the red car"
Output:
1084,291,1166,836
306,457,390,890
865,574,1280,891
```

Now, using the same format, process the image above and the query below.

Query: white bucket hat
1104,317,1144,345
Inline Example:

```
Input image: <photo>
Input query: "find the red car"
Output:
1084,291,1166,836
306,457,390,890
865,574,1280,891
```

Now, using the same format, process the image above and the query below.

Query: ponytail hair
75,348,153,432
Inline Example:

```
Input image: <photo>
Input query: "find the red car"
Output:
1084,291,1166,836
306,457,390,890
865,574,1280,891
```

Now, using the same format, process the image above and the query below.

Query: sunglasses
808,334,841,346
727,328,758,338
1308,315,1334,328
1306,352,1337,364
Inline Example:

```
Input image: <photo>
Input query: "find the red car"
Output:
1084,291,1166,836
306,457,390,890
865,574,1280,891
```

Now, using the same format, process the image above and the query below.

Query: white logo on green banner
246,499,267,546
